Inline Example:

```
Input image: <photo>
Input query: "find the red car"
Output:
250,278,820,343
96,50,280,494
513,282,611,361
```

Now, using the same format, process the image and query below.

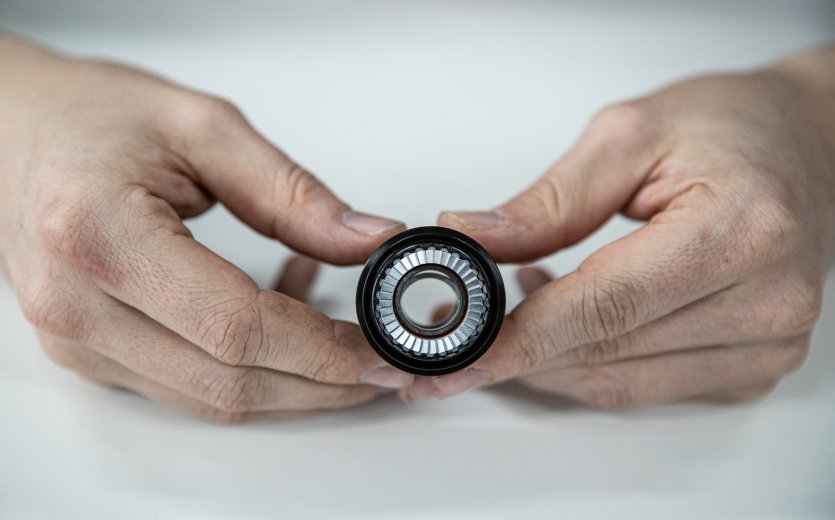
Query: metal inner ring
392,265,467,338
374,245,489,358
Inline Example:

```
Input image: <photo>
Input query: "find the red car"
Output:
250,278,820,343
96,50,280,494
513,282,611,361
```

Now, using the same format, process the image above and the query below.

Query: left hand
405,47,835,407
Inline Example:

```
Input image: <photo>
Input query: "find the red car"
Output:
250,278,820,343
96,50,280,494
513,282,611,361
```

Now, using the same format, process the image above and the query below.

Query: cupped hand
412,47,835,407
0,36,413,422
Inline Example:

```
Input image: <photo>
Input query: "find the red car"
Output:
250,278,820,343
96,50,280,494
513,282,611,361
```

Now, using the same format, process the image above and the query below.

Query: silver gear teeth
374,246,489,358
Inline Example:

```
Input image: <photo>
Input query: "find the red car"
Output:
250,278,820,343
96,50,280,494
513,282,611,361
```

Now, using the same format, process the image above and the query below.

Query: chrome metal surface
374,246,489,358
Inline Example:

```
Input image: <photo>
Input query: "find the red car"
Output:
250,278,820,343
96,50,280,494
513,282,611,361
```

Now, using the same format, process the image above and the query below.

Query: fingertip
516,266,553,296
295,213,405,266
341,210,405,238
437,210,541,263
284,255,320,281
438,210,506,231
360,365,415,389
401,376,438,402
434,367,491,399
273,255,319,300
311,211,405,265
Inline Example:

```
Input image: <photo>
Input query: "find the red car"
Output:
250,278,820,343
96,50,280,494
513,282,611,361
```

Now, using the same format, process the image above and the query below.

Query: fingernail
444,211,505,231
342,211,403,236
435,368,491,399
405,377,438,402
360,366,414,389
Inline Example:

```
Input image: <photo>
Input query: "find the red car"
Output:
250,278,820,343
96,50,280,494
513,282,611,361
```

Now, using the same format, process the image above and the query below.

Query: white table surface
1,1,834,518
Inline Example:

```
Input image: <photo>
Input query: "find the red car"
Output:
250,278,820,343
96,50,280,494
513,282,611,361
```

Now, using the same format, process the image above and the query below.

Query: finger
415,266,550,398
273,255,319,302
44,340,332,423
554,277,820,368
170,98,404,264
439,103,668,262
516,266,553,296
39,336,255,423
398,376,437,403
518,336,808,409
38,316,383,416
433,184,749,395
53,190,413,388
700,380,779,403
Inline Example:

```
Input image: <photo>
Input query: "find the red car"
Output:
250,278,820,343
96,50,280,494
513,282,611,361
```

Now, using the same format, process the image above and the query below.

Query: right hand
0,35,413,423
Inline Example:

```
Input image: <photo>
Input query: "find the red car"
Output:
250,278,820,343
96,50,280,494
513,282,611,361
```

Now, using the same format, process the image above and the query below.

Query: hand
407,46,835,407
0,35,414,422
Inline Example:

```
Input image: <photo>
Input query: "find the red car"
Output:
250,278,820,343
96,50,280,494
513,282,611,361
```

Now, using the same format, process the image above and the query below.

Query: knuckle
281,162,325,211
507,318,551,372
190,95,245,129
588,101,652,144
517,337,548,373
571,334,634,366
36,194,81,249
38,198,94,255
302,332,343,383
120,185,184,233
20,283,55,330
711,380,779,403
309,347,340,383
198,293,264,366
21,284,90,341
292,315,357,383
40,339,85,371
762,279,823,337
776,341,810,375
572,367,635,410
742,197,800,264
38,198,119,283
576,278,641,342
738,383,778,402
207,368,263,414
783,280,824,334
521,176,564,230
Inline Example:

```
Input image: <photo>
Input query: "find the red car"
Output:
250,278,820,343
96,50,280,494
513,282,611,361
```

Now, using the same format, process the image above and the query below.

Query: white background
1,1,834,518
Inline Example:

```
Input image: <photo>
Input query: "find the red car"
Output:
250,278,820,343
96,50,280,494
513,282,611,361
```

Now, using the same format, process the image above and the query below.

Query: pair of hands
1,36,833,422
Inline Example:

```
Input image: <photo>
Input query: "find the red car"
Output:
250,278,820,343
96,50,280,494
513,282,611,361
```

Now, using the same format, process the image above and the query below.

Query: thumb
175,98,404,265
439,104,664,262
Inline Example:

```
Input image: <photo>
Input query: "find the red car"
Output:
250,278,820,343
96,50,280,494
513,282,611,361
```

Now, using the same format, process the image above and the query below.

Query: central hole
399,274,459,329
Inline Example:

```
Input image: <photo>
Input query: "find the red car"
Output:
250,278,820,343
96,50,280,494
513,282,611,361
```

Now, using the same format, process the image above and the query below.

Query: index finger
435,185,754,396
51,186,413,388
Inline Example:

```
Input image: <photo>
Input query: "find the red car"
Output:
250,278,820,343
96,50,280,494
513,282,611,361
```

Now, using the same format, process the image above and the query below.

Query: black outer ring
356,226,505,376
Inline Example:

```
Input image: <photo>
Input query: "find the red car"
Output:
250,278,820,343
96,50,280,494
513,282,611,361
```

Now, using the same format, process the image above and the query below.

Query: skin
405,45,835,408
3,33,834,419
0,34,417,423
